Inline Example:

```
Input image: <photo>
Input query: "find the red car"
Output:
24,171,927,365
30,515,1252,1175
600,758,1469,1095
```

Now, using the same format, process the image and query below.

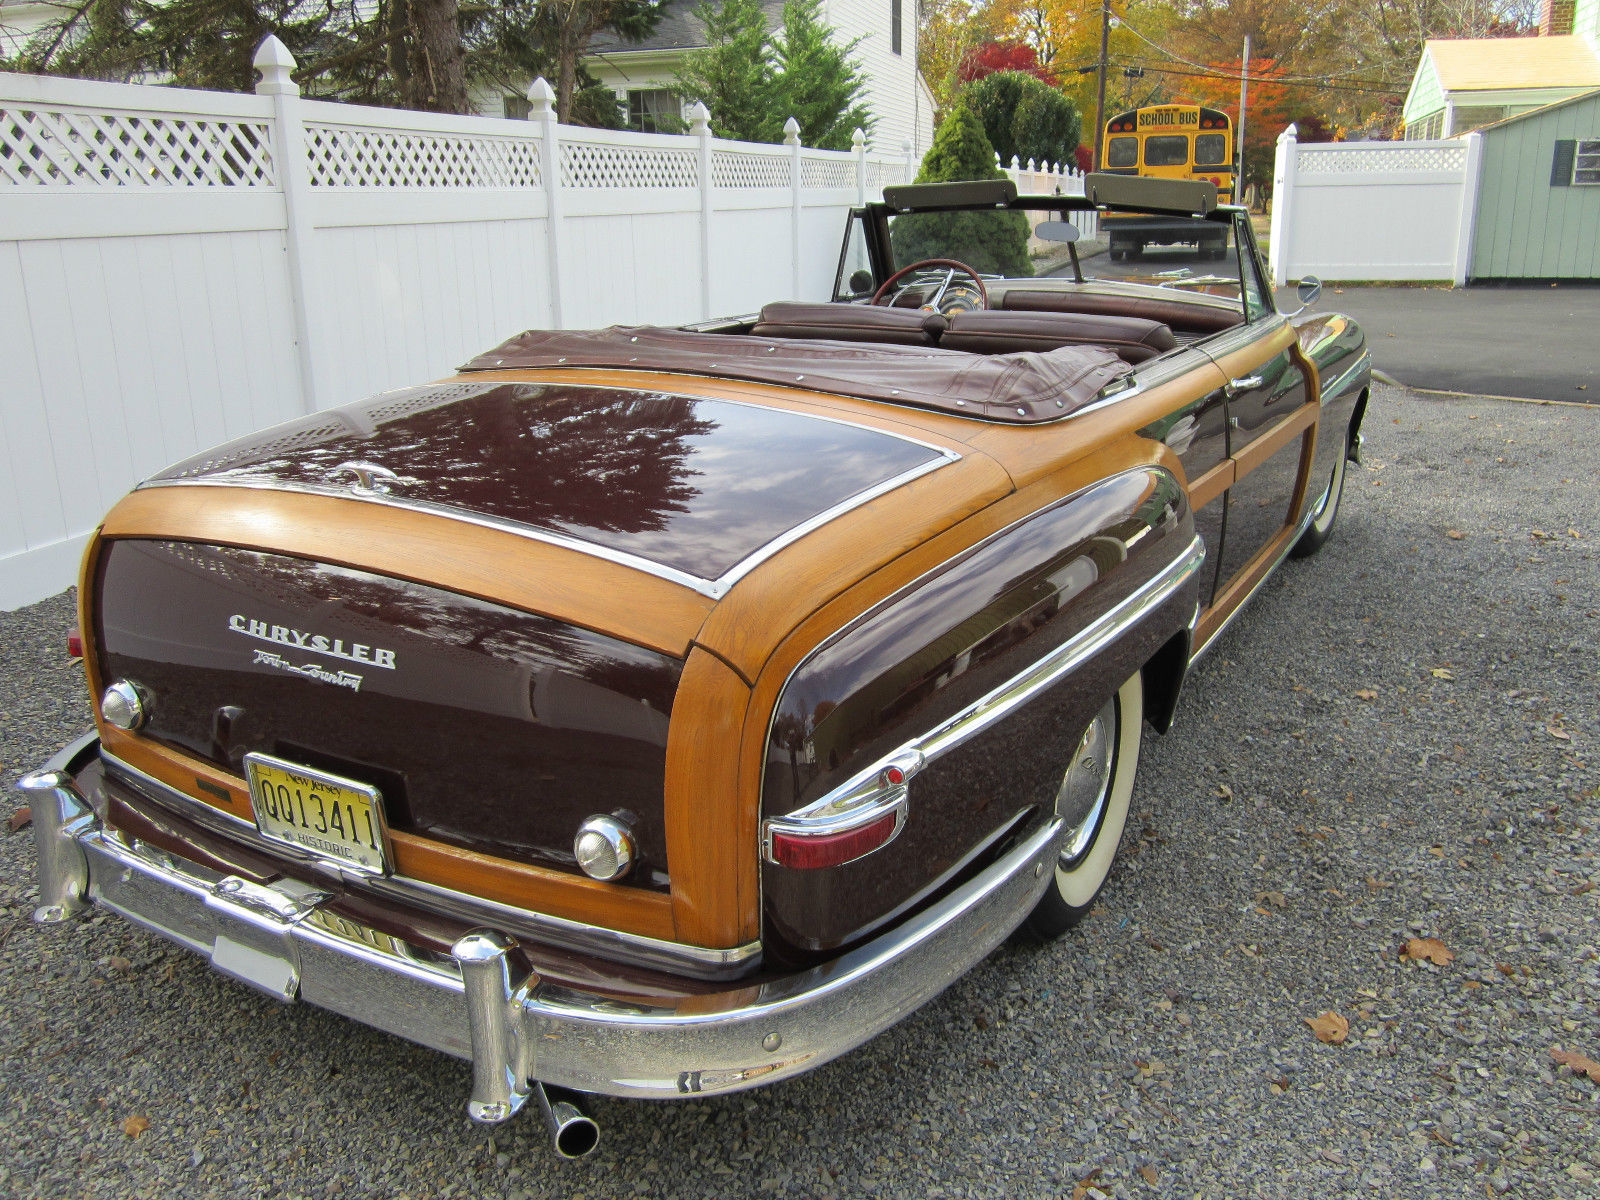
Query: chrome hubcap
1057,697,1117,866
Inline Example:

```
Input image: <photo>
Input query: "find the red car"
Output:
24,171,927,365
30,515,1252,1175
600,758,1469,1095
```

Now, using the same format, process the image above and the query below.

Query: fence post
1452,131,1484,287
1269,124,1298,287
690,101,714,319
785,117,803,299
853,128,866,205
254,37,319,414
526,78,564,328
902,139,914,186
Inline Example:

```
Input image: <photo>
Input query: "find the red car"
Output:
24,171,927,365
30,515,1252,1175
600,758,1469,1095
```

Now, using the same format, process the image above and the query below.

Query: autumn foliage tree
1179,58,1324,193
958,39,1054,84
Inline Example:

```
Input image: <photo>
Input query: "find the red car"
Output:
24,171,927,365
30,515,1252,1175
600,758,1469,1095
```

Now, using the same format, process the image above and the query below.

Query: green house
1468,88,1600,280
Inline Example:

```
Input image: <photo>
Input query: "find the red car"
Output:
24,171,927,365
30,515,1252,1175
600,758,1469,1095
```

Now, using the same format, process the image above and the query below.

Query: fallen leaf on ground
1497,963,1516,976
1305,1011,1349,1045
1551,1048,1600,1083
1446,530,1464,539
123,1115,150,1139
7,807,31,833
1430,667,1454,679
1401,937,1454,966
1572,881,1595,897
107,956,132,973
1139,1164,1159,1185
1215,783,1233,800
1071,1169,1104,1200
1547,726,1572,741
1354,688,1378,701
1255,890,1287,908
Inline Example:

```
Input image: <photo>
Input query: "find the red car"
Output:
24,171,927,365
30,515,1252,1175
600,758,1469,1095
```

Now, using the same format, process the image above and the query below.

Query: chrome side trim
781,536,1205,813
138,384,963,601
1190,502,1319,665
98,750,762,979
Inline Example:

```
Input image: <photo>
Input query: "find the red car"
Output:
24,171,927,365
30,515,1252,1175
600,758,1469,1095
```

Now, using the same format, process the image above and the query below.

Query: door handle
1225,374,1264,397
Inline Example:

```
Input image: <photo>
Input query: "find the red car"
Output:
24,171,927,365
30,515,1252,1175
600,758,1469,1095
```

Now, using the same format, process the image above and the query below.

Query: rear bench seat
751,302,946,346
941,310,1177,364
1000,289,1242,336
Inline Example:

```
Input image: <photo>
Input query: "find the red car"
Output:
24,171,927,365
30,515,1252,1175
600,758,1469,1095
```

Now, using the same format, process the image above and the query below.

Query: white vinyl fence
0,37,1091,609
1269,125,1484,286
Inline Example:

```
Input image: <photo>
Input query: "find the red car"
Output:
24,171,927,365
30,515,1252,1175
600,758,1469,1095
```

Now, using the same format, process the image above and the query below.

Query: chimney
1539,0,1575,35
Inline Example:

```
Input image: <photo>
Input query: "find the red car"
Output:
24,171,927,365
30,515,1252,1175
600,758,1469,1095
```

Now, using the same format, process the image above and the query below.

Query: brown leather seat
751,302,947,347
940,310,1177,364
1000,289,1242,335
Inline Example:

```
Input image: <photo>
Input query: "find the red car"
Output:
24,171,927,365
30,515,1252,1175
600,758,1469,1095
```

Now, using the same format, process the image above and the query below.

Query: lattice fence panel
0,106,274,187
801,156,856,189
561,140,697,188
865,159,905,191
1298,145,1466,174
710,149,790,188
303,124,543,188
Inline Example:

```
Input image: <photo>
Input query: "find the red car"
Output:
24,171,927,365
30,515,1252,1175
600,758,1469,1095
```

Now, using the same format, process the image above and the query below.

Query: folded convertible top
461,326,1134,423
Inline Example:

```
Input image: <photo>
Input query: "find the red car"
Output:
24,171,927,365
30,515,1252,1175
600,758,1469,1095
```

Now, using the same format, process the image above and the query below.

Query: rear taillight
762,752,920,870
67,629,83,658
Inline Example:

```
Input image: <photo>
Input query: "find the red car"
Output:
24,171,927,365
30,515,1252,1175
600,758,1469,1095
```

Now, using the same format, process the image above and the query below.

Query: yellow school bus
1102,105,1235,202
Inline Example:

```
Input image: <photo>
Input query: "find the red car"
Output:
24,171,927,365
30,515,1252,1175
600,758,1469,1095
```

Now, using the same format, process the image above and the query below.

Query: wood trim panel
99,728,679,939
1233,400,1319,479
1205,320,1297,384
77,529,106,721
697,452,1016,681
99,486,714,658
663,648,758,947
1189,459,1234,512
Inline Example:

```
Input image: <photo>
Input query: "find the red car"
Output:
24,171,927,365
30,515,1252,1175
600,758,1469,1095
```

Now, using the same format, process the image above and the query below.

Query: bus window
1195,134,1228,166
1106,137,1138,168
1143,136,1190,167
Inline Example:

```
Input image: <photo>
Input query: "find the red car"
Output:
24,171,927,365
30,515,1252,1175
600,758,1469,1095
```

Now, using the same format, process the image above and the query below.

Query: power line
1128,61,1405,97
1108,14,1405,93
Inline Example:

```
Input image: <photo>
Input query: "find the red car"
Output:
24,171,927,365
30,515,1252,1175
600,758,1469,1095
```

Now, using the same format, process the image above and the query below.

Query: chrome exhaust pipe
535,1082,599,1159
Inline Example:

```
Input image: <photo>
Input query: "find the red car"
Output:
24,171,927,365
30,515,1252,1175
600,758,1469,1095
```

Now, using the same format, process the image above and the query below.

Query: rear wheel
1024,670,1143,938
1290,440,1348,559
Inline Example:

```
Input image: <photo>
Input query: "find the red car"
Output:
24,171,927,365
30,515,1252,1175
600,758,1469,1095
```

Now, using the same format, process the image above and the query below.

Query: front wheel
1290,442,1348,559
1024,670,1143,938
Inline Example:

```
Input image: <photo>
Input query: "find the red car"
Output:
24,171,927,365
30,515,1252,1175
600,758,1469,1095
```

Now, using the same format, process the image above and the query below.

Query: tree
671,0,870,149
539,0,666,123
958,39,1053,84
917,0,1005,118
964,69,1081,169
890,101,1033,276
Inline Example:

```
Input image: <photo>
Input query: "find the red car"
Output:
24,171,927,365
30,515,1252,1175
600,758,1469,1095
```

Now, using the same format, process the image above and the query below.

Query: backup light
101,680,148,730
574,814,636,882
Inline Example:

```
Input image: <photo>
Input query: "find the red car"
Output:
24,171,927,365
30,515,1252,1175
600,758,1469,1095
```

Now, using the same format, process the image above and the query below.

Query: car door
1198,215,1318,641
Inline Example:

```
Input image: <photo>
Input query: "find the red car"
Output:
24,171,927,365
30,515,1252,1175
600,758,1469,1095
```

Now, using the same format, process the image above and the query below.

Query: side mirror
1296,276,1322,307
848,268,874,296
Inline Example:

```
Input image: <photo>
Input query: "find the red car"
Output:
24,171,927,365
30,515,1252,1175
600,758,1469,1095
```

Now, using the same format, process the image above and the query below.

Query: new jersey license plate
245,753,391,875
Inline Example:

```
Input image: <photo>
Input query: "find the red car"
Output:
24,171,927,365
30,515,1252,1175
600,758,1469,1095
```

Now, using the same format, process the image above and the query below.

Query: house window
503,95,532,121
627,89,678,133
1576,138,1600,185
891,0,902,54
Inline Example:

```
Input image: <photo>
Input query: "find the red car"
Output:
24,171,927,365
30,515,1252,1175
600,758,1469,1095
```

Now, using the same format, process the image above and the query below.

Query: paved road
3,386,1598,1198
1289,285,1600,404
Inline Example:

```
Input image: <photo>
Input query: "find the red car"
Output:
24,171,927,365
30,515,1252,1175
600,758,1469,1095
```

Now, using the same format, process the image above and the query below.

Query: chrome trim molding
1319,351,1371,403
97,749,761,979
23,737,1066,1100
137,383,963,601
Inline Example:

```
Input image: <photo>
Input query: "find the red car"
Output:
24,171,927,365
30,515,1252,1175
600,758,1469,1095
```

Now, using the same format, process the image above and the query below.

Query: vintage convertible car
21,174,1368,1157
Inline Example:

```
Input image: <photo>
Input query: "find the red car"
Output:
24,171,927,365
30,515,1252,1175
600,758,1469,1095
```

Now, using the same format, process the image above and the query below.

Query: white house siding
822,0,930,157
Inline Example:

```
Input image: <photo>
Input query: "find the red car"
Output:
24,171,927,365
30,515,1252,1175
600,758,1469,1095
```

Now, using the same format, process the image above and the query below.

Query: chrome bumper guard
20,735,1062,1110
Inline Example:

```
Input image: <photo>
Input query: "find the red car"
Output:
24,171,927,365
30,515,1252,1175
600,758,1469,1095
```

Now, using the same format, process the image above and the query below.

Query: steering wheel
871,258,988,312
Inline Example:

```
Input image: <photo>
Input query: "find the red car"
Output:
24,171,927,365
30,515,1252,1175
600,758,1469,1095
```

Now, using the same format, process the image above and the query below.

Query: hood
149,380,956,594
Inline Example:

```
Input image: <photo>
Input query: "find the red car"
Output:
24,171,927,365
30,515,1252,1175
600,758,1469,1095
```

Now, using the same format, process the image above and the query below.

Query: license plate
244,753,391,875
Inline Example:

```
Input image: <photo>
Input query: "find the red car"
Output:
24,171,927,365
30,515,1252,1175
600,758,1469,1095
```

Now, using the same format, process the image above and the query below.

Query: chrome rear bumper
20,735,1061,1109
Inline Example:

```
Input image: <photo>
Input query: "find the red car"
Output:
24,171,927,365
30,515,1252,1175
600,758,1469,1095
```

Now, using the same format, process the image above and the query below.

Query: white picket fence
1269,125,1484,286
0,33,1098,611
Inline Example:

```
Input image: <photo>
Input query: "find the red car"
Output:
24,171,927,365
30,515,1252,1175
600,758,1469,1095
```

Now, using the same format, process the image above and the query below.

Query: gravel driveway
2,384,1596,1200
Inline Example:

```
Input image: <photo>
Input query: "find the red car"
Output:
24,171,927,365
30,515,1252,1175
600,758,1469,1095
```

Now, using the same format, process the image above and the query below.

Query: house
580,0,935,156
1402,0,1600,138
1467,87,1600,280
0,0,55,58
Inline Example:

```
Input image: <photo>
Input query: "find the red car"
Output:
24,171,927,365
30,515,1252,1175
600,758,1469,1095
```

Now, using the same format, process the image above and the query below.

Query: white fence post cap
526,77,556,118
783,117,801,146
687,101,711,134
253,36,299,96
1279,124,1298,143
851,128,865,151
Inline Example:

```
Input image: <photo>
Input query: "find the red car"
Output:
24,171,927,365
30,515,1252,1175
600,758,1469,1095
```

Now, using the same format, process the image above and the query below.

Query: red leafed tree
958,40,1055,85
1180,58,1326,195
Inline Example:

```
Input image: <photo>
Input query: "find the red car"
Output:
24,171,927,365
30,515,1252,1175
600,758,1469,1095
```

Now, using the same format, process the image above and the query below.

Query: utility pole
1093,0,1110,168
1237,34,1250,204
